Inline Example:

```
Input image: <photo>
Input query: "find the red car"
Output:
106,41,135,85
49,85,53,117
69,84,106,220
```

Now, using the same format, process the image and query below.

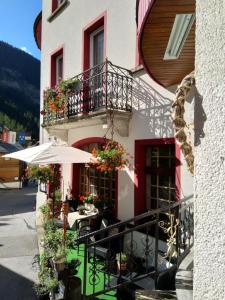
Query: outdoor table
67,210,99,229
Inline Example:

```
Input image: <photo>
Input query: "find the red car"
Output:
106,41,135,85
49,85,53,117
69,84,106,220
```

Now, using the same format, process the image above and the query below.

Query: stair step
136,290,177,300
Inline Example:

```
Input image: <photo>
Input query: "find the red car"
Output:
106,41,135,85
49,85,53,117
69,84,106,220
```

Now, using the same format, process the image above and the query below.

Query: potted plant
79,192,96,211
33,283,50,300
59,78,80,94
54,246,66,272
39,204,50,222
35,265,58,300
91,140,129,173
28,165,53,184
116,253,128,271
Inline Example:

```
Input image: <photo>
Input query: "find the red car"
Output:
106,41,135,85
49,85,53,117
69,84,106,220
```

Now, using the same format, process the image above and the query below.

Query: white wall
40,0,193,221
194,0,225,298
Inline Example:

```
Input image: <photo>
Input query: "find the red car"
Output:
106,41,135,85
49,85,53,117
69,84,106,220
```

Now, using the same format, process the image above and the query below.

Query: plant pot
38,294,50,300
54,257,65,272
85,203,95,211
78,208,85,215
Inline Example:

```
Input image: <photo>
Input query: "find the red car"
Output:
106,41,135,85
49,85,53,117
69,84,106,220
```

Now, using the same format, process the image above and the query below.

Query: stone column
194,1,225,299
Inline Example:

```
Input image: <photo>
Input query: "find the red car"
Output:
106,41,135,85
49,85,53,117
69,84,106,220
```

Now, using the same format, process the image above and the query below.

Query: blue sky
0,0,41,60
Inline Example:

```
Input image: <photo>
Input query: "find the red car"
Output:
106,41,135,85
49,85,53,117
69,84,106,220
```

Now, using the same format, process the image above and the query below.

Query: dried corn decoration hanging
172,71,195,174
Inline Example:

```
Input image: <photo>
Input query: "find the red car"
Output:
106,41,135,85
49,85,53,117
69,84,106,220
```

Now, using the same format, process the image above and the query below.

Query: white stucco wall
40,0,193,221
194,1,225,298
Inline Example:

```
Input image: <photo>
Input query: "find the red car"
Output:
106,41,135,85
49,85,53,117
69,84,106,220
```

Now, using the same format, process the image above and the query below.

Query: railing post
105,60,108,109
154,215,159,288
82,238,88,299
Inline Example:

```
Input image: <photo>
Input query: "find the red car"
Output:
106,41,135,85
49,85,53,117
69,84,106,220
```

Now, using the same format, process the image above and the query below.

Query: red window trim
50,46,64,87
72,137,118,216
134,138,181,216
52,0,65,12
82,11,107,71
52,0,58,12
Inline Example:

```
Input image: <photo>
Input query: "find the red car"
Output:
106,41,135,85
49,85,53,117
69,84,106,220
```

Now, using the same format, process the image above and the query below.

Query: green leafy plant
59,78,80,94
54,189,62,202
28,165,53,183
79,192,97,204
41,78,80,115
36,265,59,295
39,204,50,216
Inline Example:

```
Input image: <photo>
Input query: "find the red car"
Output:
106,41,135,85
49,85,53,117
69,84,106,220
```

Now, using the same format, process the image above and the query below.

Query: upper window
83,12,106,71
51,48,63,87
90,27,104,67
56,54,63,85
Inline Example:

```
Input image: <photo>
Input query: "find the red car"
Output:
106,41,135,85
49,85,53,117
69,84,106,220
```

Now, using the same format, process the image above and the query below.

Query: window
135,138,179,216
56,54,63,85
90,27,104,67
145,144,176,210
82,12,106,71
79,143,116,207
51,48,63,87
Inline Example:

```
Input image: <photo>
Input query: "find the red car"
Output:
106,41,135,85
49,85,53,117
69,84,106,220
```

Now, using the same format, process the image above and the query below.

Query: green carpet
67,244,117,299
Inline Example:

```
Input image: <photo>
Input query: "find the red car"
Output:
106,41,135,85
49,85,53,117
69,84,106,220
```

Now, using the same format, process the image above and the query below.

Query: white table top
67,210,98,229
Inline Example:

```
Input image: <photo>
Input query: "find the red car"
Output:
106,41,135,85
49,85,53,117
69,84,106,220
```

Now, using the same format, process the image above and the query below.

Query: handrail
77,197,192,243
77,196,194,298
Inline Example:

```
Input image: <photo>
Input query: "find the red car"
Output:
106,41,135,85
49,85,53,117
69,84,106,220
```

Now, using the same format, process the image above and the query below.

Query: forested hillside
0,41,40,139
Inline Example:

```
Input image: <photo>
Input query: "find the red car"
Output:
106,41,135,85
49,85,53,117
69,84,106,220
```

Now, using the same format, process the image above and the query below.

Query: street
0,186,38,300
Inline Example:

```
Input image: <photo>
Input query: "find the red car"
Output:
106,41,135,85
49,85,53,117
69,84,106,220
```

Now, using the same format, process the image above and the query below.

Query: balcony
42,60,133,137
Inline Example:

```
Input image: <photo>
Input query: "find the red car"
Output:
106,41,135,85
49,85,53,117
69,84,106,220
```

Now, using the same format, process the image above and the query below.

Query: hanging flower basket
91,140,129,173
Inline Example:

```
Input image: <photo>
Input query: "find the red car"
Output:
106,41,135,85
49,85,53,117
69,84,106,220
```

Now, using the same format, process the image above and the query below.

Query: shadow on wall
132,74,174,138
0,264,37,300
194,87,206,146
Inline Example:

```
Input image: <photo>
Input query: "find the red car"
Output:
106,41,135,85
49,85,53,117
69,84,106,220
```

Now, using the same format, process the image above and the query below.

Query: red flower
79,196,85,201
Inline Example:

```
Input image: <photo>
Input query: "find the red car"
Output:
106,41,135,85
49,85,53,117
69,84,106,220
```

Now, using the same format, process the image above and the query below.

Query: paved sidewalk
0,186,38,300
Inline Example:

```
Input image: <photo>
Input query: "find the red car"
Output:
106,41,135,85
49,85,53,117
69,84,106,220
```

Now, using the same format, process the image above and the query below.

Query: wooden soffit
140,0,195,87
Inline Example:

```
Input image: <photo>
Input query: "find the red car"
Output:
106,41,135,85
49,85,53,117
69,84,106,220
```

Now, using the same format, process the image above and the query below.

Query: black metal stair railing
43,60,133,126
75,197,194,299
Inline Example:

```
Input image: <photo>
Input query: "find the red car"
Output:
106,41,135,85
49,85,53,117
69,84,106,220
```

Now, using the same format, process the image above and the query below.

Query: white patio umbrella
3,142,94,164
3,141,96,218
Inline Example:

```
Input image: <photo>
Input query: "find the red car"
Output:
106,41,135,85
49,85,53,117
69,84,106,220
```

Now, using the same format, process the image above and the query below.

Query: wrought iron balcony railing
75,197,194,298
43,60,133,126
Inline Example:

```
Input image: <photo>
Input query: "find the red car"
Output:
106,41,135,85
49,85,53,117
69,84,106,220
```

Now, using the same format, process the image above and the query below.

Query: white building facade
35,0,193,221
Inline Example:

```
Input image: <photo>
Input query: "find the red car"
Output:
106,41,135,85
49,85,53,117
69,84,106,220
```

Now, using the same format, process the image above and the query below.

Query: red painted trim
137,0,165,87
50,45,64,87
72,137,107,148
134,138,180,216
82,11,107,71
33,12,42,50
52,0,58,12
72,137,118,217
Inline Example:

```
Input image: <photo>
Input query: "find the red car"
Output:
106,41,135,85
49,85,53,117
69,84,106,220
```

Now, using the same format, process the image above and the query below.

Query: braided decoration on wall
172,71,195,175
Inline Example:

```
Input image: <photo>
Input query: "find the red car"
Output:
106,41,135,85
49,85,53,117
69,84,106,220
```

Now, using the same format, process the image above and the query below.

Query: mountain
0,41,40,139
